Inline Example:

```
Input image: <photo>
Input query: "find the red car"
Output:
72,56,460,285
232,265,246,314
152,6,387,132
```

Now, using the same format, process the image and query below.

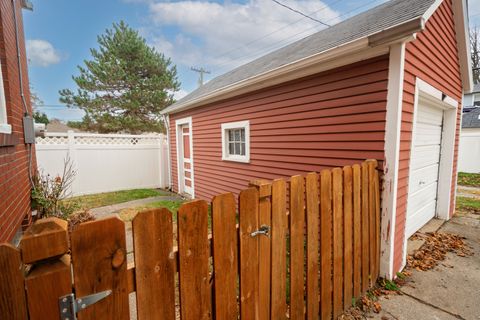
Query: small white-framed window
0,62,11,134
221,120,250,163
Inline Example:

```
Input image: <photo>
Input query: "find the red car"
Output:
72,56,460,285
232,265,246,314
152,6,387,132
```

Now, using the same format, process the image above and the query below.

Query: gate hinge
59,290,112,320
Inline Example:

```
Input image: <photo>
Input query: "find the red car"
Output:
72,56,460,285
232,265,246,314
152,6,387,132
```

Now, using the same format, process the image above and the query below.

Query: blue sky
24,0,480,121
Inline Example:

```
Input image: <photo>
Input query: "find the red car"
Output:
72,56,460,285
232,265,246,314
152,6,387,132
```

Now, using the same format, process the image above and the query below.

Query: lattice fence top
36,132,165,146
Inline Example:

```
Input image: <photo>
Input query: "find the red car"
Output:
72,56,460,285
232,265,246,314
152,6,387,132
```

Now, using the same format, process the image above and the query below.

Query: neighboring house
0,0,35,243
458,107,480,173
46,119,83,133
463,83,480,107
162,0,472,279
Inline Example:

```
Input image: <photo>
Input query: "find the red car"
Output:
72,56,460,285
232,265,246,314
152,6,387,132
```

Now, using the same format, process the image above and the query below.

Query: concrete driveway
371,212,480,320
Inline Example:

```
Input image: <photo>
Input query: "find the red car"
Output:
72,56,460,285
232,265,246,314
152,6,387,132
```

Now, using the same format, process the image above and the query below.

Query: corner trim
380,42,406,280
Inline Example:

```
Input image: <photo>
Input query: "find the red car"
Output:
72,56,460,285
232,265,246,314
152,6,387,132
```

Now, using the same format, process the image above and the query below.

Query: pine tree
59,21,180,133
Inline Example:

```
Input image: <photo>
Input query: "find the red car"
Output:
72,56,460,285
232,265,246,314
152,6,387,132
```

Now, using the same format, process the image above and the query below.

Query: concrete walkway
457,185,480,199
371,212,480,320
90,194,183,217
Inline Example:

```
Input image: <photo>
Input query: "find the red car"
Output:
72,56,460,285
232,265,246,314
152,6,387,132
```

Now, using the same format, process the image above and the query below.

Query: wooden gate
0,159,381,320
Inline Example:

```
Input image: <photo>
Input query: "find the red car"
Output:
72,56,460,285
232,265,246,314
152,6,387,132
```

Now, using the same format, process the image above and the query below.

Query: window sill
0,131,20,147
222,156,250,163
0,123,11,134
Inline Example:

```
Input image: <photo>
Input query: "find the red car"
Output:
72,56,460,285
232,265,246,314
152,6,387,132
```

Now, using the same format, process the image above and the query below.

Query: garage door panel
409,164,439,194
406,100,443,238
409,145,441,169
405,200,436,238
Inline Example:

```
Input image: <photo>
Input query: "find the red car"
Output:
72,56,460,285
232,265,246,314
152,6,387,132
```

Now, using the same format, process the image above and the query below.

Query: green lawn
66,188,172,210
118,200,185,221
456,196,480,214
457,172,480,188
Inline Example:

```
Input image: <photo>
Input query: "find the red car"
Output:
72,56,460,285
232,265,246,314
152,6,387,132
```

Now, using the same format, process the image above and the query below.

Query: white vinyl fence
35,131,169,196
458,128,480,173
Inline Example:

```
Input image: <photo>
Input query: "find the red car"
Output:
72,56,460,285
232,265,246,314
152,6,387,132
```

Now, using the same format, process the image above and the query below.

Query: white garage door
406,100,444,238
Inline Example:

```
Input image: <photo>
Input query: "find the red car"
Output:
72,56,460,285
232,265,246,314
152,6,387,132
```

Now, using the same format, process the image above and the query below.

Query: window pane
240,128,245,141
240,142,245,155
228,130,234,141
229,142,234,155
234,129,240,141
234,143,240,155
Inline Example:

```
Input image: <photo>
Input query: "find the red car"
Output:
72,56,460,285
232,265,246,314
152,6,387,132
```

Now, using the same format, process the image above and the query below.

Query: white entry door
406,100,444,238
176,118,194,197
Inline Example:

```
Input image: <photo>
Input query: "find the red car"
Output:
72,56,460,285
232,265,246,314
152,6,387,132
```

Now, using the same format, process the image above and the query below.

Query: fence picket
343,166,354,310
178,200,211,320
270,179,288,320
133,208,175,320
239,187,260,320
361,162,370,292
320,169,333,320
332,168,344,318
212,193,238,320
375,169,381,280
71,217,130,320
306,172,320,320
0,244,28,320
289,175,306,320
352,164,362,298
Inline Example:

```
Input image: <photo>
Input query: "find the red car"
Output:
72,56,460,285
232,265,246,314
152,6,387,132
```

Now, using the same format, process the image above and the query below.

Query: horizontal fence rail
0,159,381,320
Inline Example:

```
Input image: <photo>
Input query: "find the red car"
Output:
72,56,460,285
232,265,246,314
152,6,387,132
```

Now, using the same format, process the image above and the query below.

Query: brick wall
0,0,34,243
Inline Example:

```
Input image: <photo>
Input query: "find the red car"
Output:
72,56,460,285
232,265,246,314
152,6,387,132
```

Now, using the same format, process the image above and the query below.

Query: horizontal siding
393,0,463,273
169,55,389,201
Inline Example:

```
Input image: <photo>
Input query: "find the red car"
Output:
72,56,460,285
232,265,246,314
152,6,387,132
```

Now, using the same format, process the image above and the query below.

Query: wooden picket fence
0,159,380,320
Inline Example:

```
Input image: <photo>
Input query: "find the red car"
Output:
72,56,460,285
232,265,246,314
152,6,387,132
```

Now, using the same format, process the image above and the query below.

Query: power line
271,0,330,27
191,67,211,87
209,0,342,64
213,0,382,74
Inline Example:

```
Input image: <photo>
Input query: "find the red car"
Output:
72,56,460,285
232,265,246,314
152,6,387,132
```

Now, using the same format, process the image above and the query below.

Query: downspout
162,114,173,191
12,0,34,188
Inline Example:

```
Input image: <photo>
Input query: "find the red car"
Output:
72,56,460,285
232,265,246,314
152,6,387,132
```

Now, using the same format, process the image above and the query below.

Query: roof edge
451,0,473,93
163,16,426,115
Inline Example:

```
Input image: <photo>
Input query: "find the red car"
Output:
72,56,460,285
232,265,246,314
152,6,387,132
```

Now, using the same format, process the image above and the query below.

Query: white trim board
380,42,406,280
175,116,195,198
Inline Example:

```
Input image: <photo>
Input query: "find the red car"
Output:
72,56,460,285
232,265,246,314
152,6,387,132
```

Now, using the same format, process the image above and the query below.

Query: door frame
402,78,458,265
175,116,195,198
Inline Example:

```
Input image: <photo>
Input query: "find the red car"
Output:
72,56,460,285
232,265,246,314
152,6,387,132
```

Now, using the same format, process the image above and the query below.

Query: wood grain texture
320,169,333,320
271,179,288,320
332,168,344,318
343,166,353,310
25,255,72,320
305,172,320,320
71,217,130,320
375,169,381,280
177,200,211,320
289,175,305,320
133,208,176,320
212,193,238,320
257,184,272,320
239,188,260,320
361,162,370,292
20,217,69,264
352,164,362,298
0,244,28,320
367,160,377,285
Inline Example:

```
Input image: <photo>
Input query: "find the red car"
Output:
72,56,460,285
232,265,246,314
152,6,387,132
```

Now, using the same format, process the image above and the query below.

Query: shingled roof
462,107,480,128
163,0,437,114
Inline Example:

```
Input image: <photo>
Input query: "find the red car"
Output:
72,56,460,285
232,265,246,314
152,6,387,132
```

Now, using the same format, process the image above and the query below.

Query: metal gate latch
59,290,112,320
250,225,270,238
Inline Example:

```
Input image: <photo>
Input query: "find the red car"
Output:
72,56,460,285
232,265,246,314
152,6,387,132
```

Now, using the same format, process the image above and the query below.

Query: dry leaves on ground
406,232,473,271
68,210,95,232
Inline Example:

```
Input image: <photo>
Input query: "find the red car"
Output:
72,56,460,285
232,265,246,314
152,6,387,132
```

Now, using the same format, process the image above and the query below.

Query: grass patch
65,188,171,210
458,172,480,188
456,196,480,214
118,200,185,222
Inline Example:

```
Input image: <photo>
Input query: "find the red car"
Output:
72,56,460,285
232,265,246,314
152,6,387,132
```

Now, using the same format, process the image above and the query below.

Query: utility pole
191,67,211,87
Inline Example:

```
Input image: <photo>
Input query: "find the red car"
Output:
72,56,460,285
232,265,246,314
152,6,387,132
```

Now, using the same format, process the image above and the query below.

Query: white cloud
26,39,62,67
148,0,341,73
